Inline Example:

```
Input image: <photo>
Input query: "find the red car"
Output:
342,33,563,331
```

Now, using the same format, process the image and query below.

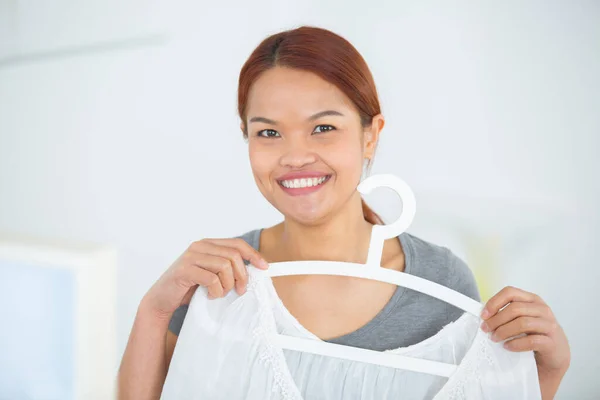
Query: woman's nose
279,139,318,168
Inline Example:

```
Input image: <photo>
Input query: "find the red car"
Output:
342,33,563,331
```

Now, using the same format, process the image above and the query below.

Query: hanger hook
357,174,417,266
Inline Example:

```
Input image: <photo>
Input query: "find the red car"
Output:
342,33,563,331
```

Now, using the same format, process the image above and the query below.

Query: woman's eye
257,129,280,138
313,125,336,134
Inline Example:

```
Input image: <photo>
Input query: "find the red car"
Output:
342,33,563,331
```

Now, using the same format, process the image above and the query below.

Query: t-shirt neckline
254,228,414,343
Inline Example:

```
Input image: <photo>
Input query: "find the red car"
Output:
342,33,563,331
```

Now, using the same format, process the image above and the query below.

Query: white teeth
280,176,328,189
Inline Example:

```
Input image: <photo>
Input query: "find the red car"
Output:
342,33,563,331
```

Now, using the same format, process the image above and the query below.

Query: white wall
0,1,598,398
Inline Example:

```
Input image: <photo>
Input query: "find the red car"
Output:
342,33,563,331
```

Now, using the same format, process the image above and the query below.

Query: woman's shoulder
235,229,261,267
235,228,261,253
400,232,481,302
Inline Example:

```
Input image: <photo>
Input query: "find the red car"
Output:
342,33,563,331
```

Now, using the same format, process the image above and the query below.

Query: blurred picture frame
0,233,117,400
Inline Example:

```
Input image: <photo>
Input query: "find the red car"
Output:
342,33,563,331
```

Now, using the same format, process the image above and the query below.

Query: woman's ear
363,114,385,159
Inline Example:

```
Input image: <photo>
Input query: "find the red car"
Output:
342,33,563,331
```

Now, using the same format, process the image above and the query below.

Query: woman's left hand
480,286,570,398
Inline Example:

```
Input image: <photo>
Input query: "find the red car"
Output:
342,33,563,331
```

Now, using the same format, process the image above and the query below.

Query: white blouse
162,267,542,399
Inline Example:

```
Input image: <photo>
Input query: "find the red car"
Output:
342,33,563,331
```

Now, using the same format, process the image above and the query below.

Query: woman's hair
238,26,384,225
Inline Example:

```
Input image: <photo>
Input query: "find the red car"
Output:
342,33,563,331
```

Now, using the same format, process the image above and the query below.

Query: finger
222,248,249,295
482,302,552,333
186,253,235,296
181,266,223,298
194,243,249,295
203,238,269,270
503,334,554,353
490,316,555,343
206,280,224,299
481,286,543,320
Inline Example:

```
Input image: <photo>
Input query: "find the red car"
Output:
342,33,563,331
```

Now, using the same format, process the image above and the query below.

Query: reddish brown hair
237,26,384,225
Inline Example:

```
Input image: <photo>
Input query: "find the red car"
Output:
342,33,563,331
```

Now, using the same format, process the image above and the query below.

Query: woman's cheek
326,142,364,179
249,145,277,172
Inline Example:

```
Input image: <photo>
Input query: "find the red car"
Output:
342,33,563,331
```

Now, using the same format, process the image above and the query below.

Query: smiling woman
117,26,569,400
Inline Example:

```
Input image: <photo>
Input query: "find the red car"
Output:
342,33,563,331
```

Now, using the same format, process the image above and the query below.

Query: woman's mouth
277,175,332,196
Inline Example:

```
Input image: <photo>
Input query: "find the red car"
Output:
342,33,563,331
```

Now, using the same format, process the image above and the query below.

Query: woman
118,26,570,399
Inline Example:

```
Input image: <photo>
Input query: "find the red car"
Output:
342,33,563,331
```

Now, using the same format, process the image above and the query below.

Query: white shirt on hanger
161,266,542,400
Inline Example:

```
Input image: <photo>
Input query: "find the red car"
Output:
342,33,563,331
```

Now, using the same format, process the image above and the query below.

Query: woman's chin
283,206,330,226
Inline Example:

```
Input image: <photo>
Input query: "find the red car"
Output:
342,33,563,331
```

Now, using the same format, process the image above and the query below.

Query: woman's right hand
142,238,269,319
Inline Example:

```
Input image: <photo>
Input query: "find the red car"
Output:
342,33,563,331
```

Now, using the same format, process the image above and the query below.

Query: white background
0,0,598,398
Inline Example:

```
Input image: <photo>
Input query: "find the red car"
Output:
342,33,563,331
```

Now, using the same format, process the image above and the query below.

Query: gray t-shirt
168,229,480,351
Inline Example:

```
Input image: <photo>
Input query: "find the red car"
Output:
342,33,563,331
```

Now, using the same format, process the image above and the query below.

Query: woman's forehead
246,68,356,119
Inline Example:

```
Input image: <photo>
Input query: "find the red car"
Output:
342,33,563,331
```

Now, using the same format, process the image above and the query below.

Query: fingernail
207,293,214,299
481,308,489,319
480,322,489,332
259,259,269,269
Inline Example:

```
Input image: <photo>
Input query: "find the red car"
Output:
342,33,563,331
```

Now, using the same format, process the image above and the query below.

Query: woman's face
244,67,383,225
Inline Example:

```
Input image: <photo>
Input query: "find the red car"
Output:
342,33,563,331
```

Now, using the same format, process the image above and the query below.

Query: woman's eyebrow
248,116,277,125
308,110,344,121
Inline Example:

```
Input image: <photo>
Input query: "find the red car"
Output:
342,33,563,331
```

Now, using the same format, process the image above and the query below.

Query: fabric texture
162,266,542,399
168,229,481,352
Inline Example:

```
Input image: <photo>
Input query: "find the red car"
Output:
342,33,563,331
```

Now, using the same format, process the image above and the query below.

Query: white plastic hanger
266,174,485,378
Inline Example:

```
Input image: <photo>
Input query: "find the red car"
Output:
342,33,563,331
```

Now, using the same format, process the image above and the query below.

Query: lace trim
440,333,495,399
247,272,303,400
